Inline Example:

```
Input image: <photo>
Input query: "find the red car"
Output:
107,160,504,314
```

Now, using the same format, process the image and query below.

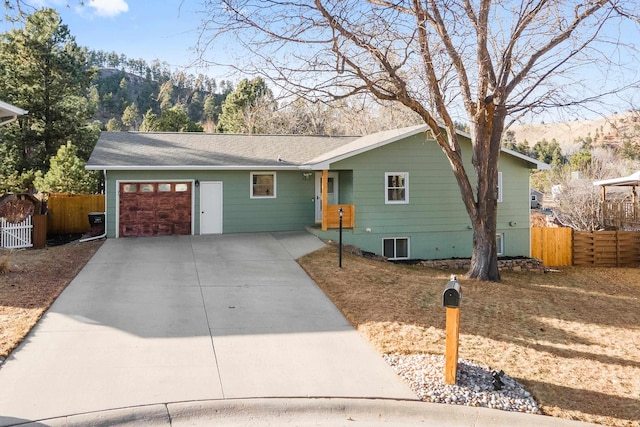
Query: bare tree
197,0,640,281
555,148,640,230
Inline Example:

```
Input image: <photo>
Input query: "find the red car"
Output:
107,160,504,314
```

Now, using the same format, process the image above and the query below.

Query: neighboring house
86,125,549,260
530,189,543,209
0,100,27,127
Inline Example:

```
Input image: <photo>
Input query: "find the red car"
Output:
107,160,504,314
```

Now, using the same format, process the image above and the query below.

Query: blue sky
5,0,207,70
2,1,637,121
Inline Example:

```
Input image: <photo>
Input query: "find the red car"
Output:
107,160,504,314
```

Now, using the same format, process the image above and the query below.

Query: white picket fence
1,216,33,249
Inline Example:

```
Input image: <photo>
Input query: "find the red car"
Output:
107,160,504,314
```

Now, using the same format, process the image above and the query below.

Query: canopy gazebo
593,171,640,228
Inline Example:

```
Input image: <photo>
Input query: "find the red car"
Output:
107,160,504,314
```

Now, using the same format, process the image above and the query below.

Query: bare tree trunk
469,222,499,281
466,102,505,281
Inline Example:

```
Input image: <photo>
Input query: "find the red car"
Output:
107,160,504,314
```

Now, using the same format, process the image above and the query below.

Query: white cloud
86,0,129,17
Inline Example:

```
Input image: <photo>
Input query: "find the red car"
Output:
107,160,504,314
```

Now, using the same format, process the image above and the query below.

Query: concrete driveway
0,232,416,425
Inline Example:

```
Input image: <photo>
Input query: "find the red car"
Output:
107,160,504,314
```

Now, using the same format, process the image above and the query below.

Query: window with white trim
383,237,409,260
385,172,409,204
497,172,503,202
250,172,276,198
496,233,504,256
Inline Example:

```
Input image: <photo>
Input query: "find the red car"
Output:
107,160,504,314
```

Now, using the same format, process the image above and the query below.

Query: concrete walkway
0,232,599,426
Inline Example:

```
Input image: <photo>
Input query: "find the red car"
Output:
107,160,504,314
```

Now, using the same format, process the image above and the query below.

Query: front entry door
315,172,339,222
200,181,223,234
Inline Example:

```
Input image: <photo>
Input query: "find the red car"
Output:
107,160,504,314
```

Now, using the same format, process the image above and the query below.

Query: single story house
86,125,549,260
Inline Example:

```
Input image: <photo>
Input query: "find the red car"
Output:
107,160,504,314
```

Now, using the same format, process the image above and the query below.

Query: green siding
103,131,533,260
104,170,316,237
337,170,353,204
319,133,532,259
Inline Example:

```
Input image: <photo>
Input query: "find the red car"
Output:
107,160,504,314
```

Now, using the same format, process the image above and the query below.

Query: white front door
200,181,223,234
315,172,339,222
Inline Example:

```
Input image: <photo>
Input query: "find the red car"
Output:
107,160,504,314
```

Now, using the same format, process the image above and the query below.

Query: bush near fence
47,193,105,234
531,227,640,267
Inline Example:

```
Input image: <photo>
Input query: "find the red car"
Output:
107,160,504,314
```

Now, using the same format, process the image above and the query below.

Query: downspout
79,231,106,242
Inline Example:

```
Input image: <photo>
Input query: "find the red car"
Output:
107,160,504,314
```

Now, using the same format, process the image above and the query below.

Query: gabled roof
302,125,551,170
87,126,550,171
86,132,359,170
0,100,27,126
593,171,640,187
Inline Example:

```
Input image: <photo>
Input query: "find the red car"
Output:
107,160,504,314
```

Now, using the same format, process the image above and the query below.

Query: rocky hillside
509,111,640,154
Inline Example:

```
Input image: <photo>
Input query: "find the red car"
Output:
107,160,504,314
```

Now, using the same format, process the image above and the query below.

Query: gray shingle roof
86,132,359,170
86,127,549,171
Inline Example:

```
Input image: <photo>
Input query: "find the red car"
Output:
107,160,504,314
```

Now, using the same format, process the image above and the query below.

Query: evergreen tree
105,118,122,131
122,102,141,130
158,80,174,111
139,108,159,132
203,95,218,123
532,139,564,167
570,149,592,171
216,77,274,133
156,106,203,132
33,142,100,194
188,92,203,123
0,9,97,175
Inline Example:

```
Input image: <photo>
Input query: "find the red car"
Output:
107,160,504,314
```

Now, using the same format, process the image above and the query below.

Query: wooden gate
531,227,573,266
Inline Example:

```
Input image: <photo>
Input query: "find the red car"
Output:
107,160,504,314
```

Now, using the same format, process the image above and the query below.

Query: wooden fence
47,193,105,234
573,231,640,267
531,227,573,266
531,227,640,267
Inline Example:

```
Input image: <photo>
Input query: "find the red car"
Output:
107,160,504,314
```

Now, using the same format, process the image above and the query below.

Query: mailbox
442,275,461,308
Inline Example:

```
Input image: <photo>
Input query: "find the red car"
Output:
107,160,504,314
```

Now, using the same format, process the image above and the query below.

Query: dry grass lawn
0,241,103,359
299,246,640,427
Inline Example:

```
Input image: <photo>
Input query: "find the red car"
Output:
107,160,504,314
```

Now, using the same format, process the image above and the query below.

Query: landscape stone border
333,242,546,272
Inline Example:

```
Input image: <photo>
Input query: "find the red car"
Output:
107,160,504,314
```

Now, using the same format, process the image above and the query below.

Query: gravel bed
384,353,541,414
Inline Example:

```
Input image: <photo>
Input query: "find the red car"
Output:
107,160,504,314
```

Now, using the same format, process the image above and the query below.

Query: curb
7,398,602,427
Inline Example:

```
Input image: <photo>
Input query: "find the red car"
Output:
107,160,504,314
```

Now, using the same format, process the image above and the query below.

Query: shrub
0,251,11,274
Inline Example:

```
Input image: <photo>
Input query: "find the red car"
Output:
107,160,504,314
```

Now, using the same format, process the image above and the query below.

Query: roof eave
85,164,302,171
0,100,28,118
301,125,550,170
500,147,551,170
303,125,429,169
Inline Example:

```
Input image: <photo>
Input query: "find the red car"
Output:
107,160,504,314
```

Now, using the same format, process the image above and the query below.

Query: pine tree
157,106,203,132
105,118,122,131
0,9,97,175
122,103,141,130
139,109,159,132
34,142,100,194
216,77,274,134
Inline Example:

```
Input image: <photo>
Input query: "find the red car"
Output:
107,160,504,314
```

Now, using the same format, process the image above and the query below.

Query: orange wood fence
531,227,573,266
532,227,640,267
47,193,105,234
